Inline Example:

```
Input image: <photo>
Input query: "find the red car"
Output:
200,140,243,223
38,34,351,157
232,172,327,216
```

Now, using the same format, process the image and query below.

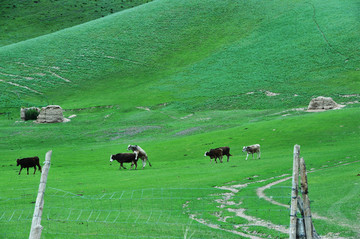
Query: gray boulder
36,105,65,123
307,96,345,112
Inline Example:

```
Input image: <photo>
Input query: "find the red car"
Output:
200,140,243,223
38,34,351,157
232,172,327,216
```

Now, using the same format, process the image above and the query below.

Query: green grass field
1,0,359,238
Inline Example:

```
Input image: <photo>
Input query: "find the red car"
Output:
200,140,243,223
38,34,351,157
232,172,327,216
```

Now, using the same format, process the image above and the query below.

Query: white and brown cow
127,145,151,169
242,144,261,160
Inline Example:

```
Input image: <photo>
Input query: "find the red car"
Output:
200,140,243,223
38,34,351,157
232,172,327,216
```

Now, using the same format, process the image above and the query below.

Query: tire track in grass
187,161,359,238
255,160,359,238
185,174,290,238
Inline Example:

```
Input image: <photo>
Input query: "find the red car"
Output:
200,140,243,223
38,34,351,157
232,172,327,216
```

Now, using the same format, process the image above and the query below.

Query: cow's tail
147,156,152,167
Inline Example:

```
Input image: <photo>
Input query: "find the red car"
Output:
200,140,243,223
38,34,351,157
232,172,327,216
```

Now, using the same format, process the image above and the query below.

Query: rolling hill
1,0,359,111
0,0,153,47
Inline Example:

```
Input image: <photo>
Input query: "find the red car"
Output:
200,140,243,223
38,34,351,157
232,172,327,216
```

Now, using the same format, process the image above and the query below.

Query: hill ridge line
0,0,153,50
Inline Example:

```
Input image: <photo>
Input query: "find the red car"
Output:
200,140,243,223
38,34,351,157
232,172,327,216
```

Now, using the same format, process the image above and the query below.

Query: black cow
204,148,223,163
16,157,42,175
110,153,138,170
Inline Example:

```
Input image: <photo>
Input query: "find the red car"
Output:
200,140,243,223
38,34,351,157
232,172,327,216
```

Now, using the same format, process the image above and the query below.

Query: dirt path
186,174,291,238
187,161,360,238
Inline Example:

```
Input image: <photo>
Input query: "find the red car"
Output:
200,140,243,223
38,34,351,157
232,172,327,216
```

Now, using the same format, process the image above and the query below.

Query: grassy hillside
0,0,359,238
0,0,153,47
1,0,359,111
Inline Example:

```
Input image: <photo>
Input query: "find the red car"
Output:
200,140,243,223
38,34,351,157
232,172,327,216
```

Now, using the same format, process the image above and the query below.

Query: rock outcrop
307,96,345,112
36,105,65,123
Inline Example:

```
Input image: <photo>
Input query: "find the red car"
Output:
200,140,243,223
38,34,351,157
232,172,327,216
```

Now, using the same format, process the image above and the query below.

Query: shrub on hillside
25,108,40,121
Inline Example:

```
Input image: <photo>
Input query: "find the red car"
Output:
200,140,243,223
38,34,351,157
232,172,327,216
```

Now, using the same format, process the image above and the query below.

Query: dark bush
25,109,39,121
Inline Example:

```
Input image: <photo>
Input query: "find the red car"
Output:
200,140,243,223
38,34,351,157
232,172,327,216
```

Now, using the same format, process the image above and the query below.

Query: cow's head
127,145,137,151
242,146,247,152
109,155,114,162
16,159,21,166
204,151,210,157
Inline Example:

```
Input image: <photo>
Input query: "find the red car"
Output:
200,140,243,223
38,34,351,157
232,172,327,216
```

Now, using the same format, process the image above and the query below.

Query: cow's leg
27,167,29,175
246,153,249,160
252,153,255,159
220,156,223,163
33,166,36,174
142,158,146,169
134,161,137,170
258,151,261,159
18,167,23,175
227,155,230,162
120,162,126,170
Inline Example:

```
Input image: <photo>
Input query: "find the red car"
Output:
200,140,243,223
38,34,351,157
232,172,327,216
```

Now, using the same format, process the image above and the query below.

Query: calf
16,156,42,175
242,144,261,160
216,146,232,162
110,153,138,170
204,148,223,163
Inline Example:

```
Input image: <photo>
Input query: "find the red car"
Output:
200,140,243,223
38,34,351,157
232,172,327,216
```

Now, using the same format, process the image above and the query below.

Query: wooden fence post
289,144,300,239
29,150,52,239
300,157,321,239
300,157,313,238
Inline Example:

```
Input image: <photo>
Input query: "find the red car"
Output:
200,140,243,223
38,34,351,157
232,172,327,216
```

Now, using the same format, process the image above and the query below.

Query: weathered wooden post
290,146,320,239
297,196,306,238
300,157,313,238
300,157,320,239
29,150,52,239
289,144,300,239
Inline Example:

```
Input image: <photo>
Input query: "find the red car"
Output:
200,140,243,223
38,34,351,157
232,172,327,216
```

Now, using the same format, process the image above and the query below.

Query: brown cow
216,146,232,162
16,157,42,175
204,148,223,163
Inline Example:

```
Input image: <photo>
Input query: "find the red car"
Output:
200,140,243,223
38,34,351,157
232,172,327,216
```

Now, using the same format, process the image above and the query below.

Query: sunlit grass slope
1,106,359,238
0,0,153,47
1,0,359,111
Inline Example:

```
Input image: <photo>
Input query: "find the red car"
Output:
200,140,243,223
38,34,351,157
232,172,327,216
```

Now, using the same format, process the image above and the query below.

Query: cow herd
204,144,261,163
16,144,261,174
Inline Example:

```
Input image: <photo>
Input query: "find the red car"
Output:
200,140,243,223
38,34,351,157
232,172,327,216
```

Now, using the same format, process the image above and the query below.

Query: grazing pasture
1,0,359,238
1,108,359,238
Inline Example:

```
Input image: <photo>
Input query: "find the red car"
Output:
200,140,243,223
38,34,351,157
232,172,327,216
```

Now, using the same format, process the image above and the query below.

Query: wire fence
0,185,292,239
